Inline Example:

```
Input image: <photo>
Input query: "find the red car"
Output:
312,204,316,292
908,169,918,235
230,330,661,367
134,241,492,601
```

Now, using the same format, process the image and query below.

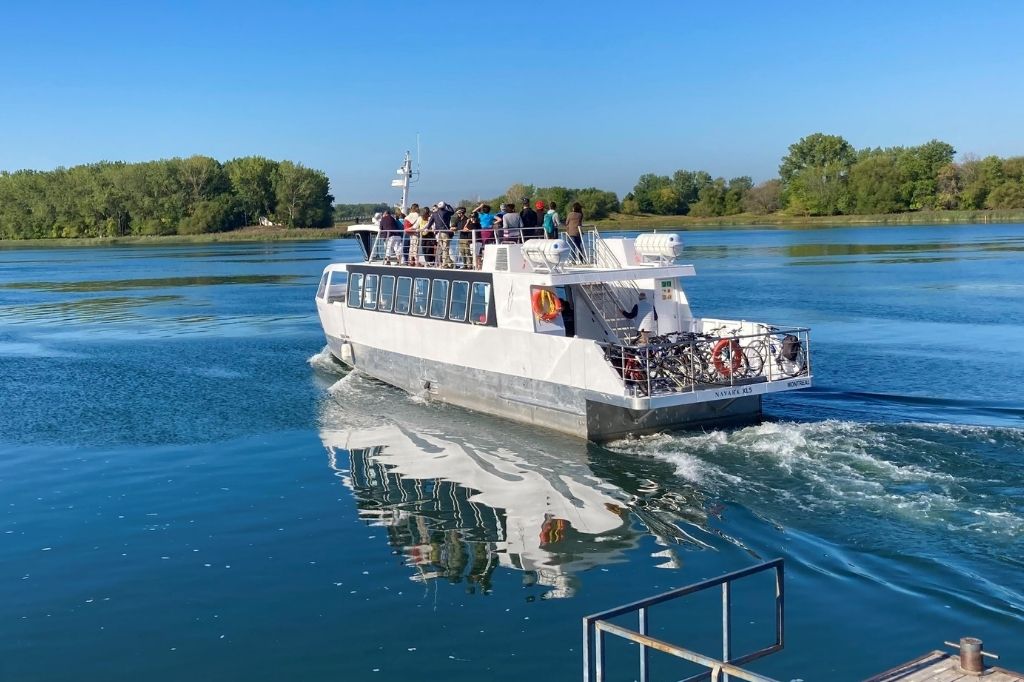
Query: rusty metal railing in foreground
583,559,785,682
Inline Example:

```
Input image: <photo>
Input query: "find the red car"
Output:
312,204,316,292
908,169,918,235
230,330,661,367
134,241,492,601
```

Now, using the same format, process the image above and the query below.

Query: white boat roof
346,224,378,233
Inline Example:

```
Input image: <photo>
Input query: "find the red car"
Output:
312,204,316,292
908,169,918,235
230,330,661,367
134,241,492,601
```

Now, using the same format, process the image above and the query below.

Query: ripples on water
1,228,1023,681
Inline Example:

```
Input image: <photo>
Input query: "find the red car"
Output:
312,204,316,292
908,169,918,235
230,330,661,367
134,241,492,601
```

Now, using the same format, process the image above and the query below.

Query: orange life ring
531,288,561,322
712,338,744,377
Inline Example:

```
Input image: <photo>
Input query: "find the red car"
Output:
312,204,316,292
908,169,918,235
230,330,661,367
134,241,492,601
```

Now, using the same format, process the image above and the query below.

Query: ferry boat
315,154,813,441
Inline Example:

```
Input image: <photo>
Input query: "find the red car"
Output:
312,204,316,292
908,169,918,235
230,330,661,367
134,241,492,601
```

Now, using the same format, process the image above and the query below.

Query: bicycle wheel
743,339,770,378
670,345,703,388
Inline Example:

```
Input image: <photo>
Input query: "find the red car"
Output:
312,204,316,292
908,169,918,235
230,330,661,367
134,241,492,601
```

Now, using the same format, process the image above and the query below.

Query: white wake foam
307,345,345,375
608,419,1024,537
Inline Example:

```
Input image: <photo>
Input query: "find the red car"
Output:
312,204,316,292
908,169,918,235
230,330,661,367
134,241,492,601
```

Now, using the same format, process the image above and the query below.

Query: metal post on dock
944,636,998,674
961,638,984,673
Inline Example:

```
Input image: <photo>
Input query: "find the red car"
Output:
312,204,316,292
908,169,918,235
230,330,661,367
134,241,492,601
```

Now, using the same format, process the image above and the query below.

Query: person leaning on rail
427,201,455,267
451,206,472,269
380,208,403,264
621,291,658,345
500,203,524,243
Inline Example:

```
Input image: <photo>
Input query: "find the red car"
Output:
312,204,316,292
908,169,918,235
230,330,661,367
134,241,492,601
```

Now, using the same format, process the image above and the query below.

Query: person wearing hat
426,201,455,267
621,291,657,345
451,206,472,268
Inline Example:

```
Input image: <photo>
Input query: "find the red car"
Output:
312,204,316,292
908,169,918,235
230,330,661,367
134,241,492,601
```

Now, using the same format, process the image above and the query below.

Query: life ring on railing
531,288,562,322
712,339,744,377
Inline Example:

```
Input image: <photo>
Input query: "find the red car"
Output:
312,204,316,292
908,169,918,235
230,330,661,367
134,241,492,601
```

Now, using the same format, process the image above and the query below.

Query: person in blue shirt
474,203,495,244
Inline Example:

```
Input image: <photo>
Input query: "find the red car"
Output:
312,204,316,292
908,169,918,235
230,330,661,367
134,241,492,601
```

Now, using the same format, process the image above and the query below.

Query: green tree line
332,203,390,222
621,133,1024,218
477,183,621,220
0,156,333,239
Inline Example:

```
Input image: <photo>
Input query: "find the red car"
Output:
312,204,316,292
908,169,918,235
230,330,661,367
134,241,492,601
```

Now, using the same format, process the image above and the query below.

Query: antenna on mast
390,144,421,213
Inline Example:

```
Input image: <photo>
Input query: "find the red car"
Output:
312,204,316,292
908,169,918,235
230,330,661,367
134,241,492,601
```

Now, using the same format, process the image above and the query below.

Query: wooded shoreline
2,209,1021,248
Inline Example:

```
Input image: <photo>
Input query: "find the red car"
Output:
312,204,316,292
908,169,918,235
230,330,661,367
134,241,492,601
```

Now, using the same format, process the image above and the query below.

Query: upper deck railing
363,224,634,272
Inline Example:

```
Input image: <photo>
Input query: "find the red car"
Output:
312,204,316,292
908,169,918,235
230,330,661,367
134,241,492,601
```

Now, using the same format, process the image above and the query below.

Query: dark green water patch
788,256,960,266
0,274,307,292
0,295,181,324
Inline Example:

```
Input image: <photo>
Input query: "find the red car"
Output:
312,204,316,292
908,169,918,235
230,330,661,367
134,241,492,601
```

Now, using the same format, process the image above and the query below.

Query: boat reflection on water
317,369,714,598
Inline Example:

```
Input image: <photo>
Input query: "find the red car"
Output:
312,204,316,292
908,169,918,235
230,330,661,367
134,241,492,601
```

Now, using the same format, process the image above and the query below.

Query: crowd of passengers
373,200,586,268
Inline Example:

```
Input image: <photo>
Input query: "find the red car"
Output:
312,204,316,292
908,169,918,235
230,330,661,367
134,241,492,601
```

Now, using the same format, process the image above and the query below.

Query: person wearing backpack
542,202,560,239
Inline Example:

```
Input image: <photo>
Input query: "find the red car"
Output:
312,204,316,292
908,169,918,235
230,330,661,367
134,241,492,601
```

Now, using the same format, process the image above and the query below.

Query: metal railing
583,559,785,682
365,225,615,272
599,325,812,398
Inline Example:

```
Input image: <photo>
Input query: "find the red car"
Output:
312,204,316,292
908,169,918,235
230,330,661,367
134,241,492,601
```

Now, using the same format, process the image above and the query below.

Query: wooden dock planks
864,650,1024,682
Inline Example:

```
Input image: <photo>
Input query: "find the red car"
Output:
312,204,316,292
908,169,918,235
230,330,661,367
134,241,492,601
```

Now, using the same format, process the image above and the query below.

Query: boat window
363,274,379,310
449,281,469,322
412,277,430,316
395,276,412,314
326,271,347,303
347,272,363,308
316,272,329,299
429,279,449,319
469,282,490,324
379,275,395,312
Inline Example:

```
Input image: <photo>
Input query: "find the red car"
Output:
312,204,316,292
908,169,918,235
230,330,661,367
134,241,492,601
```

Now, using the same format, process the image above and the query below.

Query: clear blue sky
2,1,1022,203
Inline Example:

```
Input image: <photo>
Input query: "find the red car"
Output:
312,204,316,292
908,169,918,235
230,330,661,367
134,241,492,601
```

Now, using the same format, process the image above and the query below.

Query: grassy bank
0,225,351,248
2,210,1023,248
595,209,1024,231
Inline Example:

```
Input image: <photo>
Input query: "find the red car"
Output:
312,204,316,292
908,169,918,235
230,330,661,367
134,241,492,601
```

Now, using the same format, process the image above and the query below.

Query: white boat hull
325,333,770,441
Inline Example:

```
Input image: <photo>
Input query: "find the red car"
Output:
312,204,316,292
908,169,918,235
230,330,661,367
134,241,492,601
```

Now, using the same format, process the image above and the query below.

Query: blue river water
1,225,1022,680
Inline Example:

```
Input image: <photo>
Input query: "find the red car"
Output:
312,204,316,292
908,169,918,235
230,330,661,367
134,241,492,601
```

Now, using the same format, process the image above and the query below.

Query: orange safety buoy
712,338,744,377
540,517,566,545
531,288,562,322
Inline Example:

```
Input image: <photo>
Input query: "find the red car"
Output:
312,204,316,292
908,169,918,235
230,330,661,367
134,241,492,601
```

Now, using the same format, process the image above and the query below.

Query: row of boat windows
347,272,491,324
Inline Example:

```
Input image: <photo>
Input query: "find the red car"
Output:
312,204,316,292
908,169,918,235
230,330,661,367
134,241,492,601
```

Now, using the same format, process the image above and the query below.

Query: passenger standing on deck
501,203,524,242
403,204,420,264
427,201,455,267
451,206,471,268
520,202,538,237
467,210,483,268
475,203,495,246
533,201,546,239
564,202,585,261
542,202,561,239
621,291,657,345
380,209,402,264
417,209,434,266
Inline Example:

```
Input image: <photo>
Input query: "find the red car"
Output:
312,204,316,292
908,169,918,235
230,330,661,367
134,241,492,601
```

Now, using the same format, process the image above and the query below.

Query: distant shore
2,210,1022,248
594,208,1024,230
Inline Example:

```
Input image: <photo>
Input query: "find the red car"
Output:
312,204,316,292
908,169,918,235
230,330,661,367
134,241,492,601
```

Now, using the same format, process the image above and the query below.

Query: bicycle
743,328,807,379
